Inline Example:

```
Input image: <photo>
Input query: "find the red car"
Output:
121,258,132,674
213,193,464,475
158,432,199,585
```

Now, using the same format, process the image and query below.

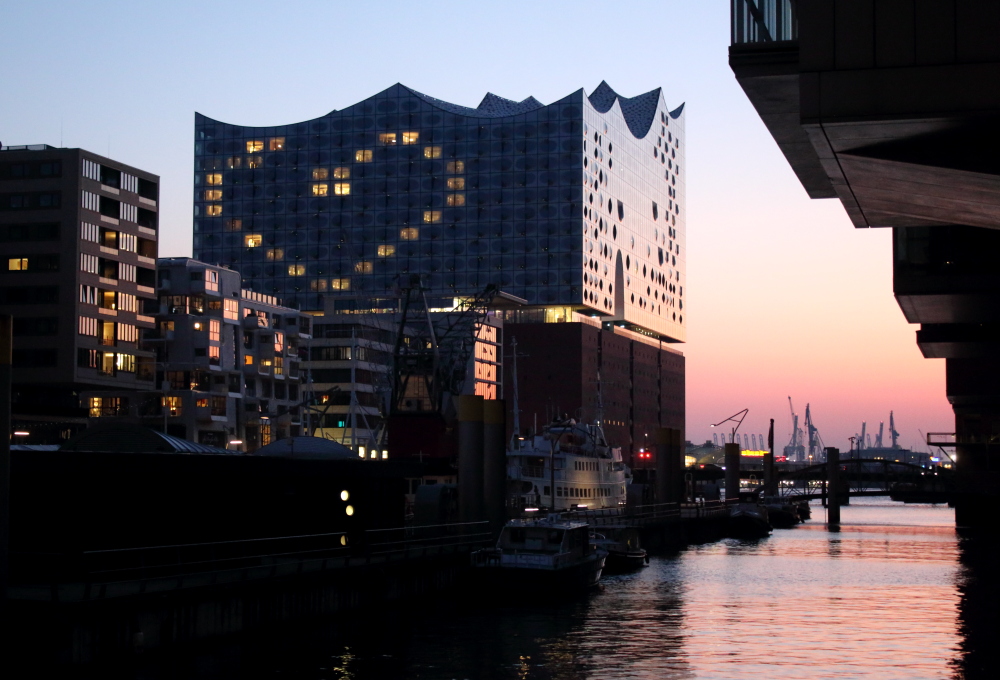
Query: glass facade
193,83,685,340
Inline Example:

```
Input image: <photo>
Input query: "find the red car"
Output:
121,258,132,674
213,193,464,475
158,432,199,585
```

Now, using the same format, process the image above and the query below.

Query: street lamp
710,408,749,444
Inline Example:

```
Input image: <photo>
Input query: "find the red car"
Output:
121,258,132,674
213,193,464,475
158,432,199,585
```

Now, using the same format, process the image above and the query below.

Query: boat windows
547,530,563,545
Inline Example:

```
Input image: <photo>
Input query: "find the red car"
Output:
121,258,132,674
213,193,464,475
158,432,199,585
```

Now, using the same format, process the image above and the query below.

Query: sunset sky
0,1,953,450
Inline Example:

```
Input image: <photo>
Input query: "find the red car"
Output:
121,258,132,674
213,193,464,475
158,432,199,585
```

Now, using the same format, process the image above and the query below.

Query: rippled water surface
133,499,997,679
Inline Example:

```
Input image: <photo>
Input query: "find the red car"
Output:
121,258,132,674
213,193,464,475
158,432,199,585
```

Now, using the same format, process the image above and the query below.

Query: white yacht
507,417,630,513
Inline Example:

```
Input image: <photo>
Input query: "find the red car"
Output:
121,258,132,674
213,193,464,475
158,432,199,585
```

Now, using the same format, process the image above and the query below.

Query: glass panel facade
192,83,686,339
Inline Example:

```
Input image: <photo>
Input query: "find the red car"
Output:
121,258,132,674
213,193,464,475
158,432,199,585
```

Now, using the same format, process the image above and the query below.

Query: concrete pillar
763,452,775,496
656,427,684,504
457,395,485,524
482,399,507,533
724,442,741,501
826,447,841,526
0,315,10,607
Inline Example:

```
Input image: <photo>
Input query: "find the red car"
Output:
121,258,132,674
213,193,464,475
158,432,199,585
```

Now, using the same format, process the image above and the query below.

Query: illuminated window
331,278,351,290
400,227,419,240
245,234,262,248
196,398,208,408
224,298,239,321
244,354,254,365
274,356,284,376
312,168,329,180
310,279,328,291
447,193,465,206
378,133,397,145
246,155,263,168
447,177,465,190
354,261,372,274
246,140,264,153
225,218,242,231
288,264,305,276
204,269,219,292
193,321,205,331
265,248,284,261
402,131,419,145
116,353,135,373
206,205,222,216
162,396,182,416
446,160,465,173
377,244,396,257
209,319,221,342
424,146,442,159
268,137,285,151
206,173,223,185
226,157,242,169
333,167,350,179
423,210,441,223
204,189,222,200
274,331,284,353
334,182,350,195
8,258,28,271
355,149,372,162
312,183,329,196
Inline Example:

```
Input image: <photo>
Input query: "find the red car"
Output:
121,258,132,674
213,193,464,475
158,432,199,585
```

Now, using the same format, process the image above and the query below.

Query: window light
246,140,264,153
424,146,442,159
334,182,350,195
355,150,372,162
402,132,419,145
312,183,329,196
378,133,397,145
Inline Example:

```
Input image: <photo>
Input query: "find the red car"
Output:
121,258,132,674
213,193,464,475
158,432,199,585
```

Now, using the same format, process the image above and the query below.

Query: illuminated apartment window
447,193,465,206
206,173,223,185
312,183,329,196
246,140,264,153
331,278,351,290
423,210,441,223
274,331,284,353
310,279,328,291
378,133,397,146
8,258,28,271
274,356,284,376
204,189,223,200
288,264,306,276
354,261,372,274
246,155,263,168
245,234,263,248
377,244,396,257
205,269,219,292
447,177,465,190
224,298,239,320
116,353,135,373
334,182,350,195
225,218,242,231
209,319,221,341
333,167,350,179
355,149,373,162
227,156,242,169
196,398,209,408
446,160,465,173
268,137,285,151
312,168,329,180
424,146,442,159
402,131,419,145
206,204,222,216
400,227,419,240
162,396,182,416
266,248,284,261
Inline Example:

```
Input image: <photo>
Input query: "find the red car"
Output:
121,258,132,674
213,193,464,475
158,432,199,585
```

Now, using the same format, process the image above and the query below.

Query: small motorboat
727,493,772,539
760,497,801,529
592,526,648,573
471,516,607,592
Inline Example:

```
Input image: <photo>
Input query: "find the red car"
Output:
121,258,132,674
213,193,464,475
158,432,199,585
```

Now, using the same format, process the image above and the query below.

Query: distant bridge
749,458,955,503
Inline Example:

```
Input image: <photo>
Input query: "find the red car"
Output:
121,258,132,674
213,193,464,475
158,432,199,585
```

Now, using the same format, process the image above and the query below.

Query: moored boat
471,517,608,592
727,501,772,539
592,526,648,573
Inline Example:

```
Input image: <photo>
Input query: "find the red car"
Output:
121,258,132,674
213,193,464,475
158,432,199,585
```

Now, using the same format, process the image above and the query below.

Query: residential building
192,83,687,457
83,258,310,450
0,144,158,443
728,0,1000,528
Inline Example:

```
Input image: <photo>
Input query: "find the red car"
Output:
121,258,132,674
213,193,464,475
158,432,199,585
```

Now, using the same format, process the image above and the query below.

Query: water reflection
113,500,995,679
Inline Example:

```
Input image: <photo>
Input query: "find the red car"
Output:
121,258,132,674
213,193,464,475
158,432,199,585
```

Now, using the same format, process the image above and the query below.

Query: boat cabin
497,520,591,561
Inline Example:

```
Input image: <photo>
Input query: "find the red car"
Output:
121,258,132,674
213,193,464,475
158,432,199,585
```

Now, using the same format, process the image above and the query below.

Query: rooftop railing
731,0,797,45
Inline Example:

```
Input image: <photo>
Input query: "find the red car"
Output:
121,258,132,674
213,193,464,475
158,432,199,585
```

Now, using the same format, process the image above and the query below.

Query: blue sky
0,1,953,448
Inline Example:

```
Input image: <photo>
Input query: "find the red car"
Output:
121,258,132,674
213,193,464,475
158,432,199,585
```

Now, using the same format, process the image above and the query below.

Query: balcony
731,0,796,45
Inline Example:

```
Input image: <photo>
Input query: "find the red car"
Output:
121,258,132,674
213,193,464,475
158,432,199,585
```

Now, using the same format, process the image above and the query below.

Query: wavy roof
197,82,683,140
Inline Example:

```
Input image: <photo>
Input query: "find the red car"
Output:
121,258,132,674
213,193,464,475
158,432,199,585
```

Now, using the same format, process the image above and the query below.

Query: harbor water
121,498,994,679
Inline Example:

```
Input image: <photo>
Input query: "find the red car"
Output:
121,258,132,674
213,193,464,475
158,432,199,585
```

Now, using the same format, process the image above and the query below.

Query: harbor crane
890,411,900,449
805,403,825,462
875,421,884,448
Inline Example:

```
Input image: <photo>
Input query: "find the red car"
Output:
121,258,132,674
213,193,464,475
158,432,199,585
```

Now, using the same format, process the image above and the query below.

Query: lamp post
712,409,748,501
710,408,749,444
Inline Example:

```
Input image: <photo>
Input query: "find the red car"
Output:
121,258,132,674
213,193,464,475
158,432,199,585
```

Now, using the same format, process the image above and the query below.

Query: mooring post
482,399,507,534
826,447,841,526
457,395,485,523
724,442,741,501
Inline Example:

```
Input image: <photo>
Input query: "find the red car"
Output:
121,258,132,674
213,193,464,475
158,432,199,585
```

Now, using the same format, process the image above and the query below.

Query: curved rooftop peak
401,85,543,118
588,82,667,138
